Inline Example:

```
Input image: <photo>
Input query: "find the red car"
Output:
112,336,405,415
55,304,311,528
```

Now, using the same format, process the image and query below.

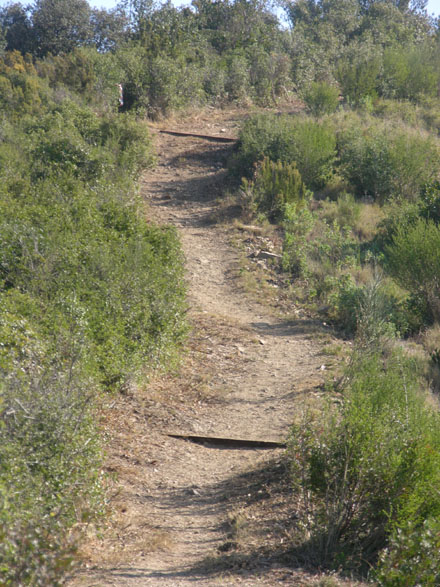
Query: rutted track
67,109,330,586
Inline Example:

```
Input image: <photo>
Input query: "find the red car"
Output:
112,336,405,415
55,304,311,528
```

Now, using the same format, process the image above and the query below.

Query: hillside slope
67,109,362,586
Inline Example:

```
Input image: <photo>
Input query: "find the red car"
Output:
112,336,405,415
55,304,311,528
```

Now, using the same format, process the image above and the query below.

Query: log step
167,433,287,449
160,129,236,143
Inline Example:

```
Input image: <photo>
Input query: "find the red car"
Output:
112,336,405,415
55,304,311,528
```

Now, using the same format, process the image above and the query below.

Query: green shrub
420,180,440,224
241,157,310,221
303,82,339,117
372,198,420,252
0,60,187,583
0,52,48,117
146,55,206,117
289,349,440,571
380,45,439,102
336,53,380,106
36,48,96,95
376,517,440,586
304,220,359,291
282,206,315,278
328,270,411,337
338,119,440,202
232,113,336,191
327,274,364,335
0,289,102,584
318,193,360,231
385,218,440,324
0,357,102,585
282,206,360,307
248,49,291,105
225,52,250,102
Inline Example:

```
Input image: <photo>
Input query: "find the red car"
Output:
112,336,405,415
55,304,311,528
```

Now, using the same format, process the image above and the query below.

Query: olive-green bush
0,53,187,583
386,218,440,324
303,81,340,117
289,348,440,572
337,118,440,202
240,157,310,221
231,113,336,191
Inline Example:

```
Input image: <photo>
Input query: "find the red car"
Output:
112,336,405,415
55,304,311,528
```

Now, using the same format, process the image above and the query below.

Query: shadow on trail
76,458,304,583
167,143,231,169
147,140,241,227
143,458,300,580
251,319,327,338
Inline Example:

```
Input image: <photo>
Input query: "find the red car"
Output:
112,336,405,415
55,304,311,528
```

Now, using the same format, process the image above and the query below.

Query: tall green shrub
232,113,336,191
303,81,339,117
241,157,310,221
338,119,440,202
289,349,440,570
385,218,440,323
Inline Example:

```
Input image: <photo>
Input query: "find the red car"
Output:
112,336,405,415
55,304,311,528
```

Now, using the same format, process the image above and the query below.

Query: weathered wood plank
167,433,287,449
160,129,236,143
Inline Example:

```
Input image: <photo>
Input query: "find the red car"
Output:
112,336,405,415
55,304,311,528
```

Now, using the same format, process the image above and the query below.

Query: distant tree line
0,0,438,116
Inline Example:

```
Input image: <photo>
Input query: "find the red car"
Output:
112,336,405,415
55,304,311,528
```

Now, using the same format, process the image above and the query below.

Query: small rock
259,339,266,345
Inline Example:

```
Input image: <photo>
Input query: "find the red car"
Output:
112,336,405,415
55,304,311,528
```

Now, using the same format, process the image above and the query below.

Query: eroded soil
67,108,360,586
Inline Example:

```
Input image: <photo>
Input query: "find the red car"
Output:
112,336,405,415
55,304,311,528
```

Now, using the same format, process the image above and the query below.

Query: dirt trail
68,109,330,586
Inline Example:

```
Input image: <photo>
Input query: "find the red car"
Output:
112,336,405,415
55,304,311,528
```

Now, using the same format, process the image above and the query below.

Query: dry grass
420,323,440,394
354,202,384,241
422,323,440,355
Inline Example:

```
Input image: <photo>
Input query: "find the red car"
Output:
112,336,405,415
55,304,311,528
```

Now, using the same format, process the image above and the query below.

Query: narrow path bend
69,110,327,586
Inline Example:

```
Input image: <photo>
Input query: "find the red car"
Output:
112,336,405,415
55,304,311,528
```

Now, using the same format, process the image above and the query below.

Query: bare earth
67,109,360,586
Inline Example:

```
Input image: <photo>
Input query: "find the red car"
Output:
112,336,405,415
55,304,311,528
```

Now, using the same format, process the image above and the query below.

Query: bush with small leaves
385,218,440,324
241,157,311,221
303,82,339,117
232,113,336,191
0,54,187,582
338,118,440,202
289,348,440,572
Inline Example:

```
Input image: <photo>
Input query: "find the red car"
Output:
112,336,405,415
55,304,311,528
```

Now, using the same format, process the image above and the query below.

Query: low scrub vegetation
0,50,186,584
240,157,311,222
231,114,337,190
231,87,440,582
232,106,440,338
289,343,440,579
287,284,440,580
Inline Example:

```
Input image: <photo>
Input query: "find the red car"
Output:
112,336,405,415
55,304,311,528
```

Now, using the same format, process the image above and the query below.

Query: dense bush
289,347,440,572
385,218,440,324
0,329,102,585
380,44,440,102
0,52,187,582
231,113,336,191
336,53,380,106
337,118,440,202
420,180,440,224
240,157,310,221
303,81,340,117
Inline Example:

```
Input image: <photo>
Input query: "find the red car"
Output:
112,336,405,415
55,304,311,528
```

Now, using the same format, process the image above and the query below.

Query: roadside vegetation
2,0,440,583
228,4,440,577
0,46,186,586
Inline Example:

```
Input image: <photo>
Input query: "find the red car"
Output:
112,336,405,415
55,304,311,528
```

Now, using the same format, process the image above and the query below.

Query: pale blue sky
0,0,438,19
90,0,440,16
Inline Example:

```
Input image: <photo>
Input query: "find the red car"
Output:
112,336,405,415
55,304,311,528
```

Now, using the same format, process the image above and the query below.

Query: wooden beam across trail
167,433,287,449
159,129,237,143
